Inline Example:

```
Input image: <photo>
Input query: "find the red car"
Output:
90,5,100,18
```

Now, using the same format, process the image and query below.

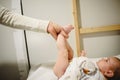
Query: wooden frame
72,0,81,56
72,0,120,56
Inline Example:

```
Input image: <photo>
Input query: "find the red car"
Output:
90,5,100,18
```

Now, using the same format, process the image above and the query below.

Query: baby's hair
107,57,120,80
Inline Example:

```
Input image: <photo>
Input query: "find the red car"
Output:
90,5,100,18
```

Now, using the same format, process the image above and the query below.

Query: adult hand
47,21,69,40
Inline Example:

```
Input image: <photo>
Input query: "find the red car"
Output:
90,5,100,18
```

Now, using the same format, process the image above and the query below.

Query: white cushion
115,54,120,59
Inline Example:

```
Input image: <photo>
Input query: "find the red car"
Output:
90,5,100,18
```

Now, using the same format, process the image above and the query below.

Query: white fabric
0,5,49,32
27,68,58,80
115,54,120,59
59,57,105,80
27,63,58,80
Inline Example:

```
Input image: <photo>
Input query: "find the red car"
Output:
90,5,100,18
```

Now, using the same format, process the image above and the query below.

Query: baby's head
97,57,120,80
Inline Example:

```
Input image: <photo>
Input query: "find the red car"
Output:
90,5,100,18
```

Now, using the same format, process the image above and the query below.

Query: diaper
81,61,97,75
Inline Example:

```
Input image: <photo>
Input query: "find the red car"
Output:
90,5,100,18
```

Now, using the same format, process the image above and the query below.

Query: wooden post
72,0,81,56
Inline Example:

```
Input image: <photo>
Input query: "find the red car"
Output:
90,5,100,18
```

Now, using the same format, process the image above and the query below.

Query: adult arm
0,6,69,39
0,6,49,32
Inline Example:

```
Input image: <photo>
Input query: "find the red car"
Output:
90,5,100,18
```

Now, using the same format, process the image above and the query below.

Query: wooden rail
80,25,120,34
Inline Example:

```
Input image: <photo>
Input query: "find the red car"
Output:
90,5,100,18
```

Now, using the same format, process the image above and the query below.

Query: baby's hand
80,50,86,56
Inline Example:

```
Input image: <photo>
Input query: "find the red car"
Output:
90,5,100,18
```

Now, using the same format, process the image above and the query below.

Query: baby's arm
53,34,69,78
61,25,74,60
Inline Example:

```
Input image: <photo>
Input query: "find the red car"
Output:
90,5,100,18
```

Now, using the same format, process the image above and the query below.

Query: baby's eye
106,59,108,62
106,58,109,63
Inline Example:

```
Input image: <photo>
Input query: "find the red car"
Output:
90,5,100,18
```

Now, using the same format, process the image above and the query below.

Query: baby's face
97,57,118,73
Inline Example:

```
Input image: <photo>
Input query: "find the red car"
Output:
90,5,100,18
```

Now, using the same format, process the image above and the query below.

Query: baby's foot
60,25,74,39
64,25,74,34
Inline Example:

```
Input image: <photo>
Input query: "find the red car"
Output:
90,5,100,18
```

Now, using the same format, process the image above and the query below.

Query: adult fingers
50,30,57,40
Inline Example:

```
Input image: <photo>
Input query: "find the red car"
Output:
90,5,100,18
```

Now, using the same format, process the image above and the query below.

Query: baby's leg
62,25,74,60
53,34,69,78
66,40,73,60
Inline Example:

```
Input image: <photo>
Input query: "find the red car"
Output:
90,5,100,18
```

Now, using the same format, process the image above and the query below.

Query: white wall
0,0,28,80
0,25,20,80
0,0,20,80
79,0,120,57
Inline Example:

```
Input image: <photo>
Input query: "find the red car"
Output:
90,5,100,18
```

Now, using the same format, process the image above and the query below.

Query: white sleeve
0,6,49,33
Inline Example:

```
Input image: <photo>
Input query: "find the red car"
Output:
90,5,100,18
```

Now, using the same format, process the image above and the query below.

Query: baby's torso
59,57,105,80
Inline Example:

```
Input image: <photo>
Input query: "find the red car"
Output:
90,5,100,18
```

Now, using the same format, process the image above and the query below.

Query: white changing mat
28,62,54,76
27,62,55,80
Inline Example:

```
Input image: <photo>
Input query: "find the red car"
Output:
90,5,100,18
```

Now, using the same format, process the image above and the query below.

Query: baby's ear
104,70,114,77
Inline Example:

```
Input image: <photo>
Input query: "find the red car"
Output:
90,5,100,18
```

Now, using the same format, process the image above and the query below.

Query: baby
54,34,120,80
